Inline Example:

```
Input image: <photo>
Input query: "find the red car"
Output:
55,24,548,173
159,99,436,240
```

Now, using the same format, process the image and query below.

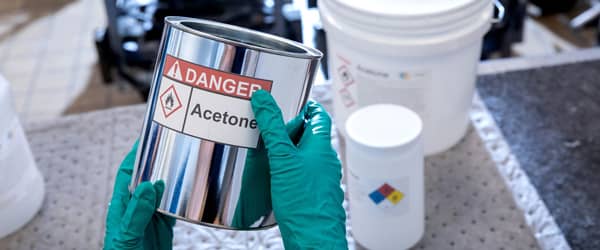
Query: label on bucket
152,54,273,148
356,68,429,116
332,52,431,135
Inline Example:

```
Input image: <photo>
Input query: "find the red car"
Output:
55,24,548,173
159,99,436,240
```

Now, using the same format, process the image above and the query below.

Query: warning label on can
153,54,273,148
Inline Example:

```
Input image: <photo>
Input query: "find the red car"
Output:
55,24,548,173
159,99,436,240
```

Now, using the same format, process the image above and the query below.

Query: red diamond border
159,85,183,118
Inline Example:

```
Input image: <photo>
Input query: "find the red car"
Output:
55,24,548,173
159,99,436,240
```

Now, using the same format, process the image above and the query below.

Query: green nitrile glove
231,114,305,229
104,141,175,250
251,90,348,250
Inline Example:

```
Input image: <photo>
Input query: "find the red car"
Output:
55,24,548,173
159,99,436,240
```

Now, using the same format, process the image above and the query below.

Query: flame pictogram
159,85,182,118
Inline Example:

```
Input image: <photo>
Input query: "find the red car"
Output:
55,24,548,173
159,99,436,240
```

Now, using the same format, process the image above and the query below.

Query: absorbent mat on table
478,60,600,250
0,86,537,249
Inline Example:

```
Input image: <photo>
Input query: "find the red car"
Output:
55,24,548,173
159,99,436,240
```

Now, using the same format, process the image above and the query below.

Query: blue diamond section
369,190,385,204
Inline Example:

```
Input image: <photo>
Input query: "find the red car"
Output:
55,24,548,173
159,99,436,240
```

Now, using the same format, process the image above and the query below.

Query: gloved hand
251,90,348,250
104,141,175,250
231,107,306,229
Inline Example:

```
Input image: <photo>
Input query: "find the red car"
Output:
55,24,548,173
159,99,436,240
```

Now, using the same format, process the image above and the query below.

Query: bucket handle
491,0,505,24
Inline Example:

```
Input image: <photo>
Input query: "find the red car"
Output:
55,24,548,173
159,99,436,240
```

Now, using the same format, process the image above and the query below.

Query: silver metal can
131,16,322,230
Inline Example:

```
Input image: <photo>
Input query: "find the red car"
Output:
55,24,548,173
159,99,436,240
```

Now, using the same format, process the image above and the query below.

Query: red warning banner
163,55,272,100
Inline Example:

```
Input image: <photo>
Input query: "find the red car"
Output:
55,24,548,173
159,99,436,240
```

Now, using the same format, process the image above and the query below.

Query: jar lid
345,104,422,150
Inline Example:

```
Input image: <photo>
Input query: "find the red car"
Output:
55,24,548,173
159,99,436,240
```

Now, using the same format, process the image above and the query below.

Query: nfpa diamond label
160,85,183,118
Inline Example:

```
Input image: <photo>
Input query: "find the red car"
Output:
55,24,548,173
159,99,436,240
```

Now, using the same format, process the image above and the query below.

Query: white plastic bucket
0,76,45,238
320,0,495,155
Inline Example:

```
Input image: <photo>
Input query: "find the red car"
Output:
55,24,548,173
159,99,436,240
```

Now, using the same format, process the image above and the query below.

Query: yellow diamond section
387,190,404,204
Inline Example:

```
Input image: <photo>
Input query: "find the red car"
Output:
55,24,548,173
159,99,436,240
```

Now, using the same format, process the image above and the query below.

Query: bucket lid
319,0,492,54
322,0,490,31
334,0,480,18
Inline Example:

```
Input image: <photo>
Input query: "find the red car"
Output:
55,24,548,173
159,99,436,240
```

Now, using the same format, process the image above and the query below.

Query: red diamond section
159,85,183,118
378,183,395,197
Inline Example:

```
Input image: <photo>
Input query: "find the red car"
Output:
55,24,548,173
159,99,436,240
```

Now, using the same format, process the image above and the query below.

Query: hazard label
348,168,411,216
159,85,183,118
336,62,356,108
337,65,354,87
166,60,183,81
162,55,272,99
152,54,273,148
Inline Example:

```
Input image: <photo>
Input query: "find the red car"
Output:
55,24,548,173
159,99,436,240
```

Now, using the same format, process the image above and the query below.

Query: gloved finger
152,180,176,227
119,140,139,172
251,90,296,156
113,141,139,197
114,182,157,248
298,101,333,149
152,180,165,208
306,101,332,137
106,141,139,232
285,109,306,145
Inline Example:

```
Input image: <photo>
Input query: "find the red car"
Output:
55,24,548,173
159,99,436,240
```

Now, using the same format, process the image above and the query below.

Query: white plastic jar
345,104,424,249
320,0,496,155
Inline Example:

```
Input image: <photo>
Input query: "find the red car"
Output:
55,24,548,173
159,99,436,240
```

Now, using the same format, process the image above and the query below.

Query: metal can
131,16,322,230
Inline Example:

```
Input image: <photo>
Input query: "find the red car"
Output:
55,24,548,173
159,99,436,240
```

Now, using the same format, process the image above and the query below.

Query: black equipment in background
95,0,302,97
97,0,531,95
481,0,528,59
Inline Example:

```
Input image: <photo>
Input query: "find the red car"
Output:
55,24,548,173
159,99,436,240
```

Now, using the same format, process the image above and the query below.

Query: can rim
156,208,278,231
165,16,323,60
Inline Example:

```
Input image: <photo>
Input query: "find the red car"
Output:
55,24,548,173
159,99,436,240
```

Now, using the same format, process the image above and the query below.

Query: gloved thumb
112,182,157,250
251,90,296,157
298,100,332,147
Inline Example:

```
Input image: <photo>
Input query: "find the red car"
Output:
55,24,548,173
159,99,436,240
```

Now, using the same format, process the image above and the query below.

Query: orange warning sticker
163,55,272,100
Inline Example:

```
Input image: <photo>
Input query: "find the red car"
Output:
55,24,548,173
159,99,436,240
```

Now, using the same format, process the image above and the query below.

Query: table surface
9,45,600,250
0,81,545,250
478,58,600,250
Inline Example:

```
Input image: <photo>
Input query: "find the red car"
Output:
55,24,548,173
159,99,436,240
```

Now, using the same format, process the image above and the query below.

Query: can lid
165,16,323,60
345,104,422,150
